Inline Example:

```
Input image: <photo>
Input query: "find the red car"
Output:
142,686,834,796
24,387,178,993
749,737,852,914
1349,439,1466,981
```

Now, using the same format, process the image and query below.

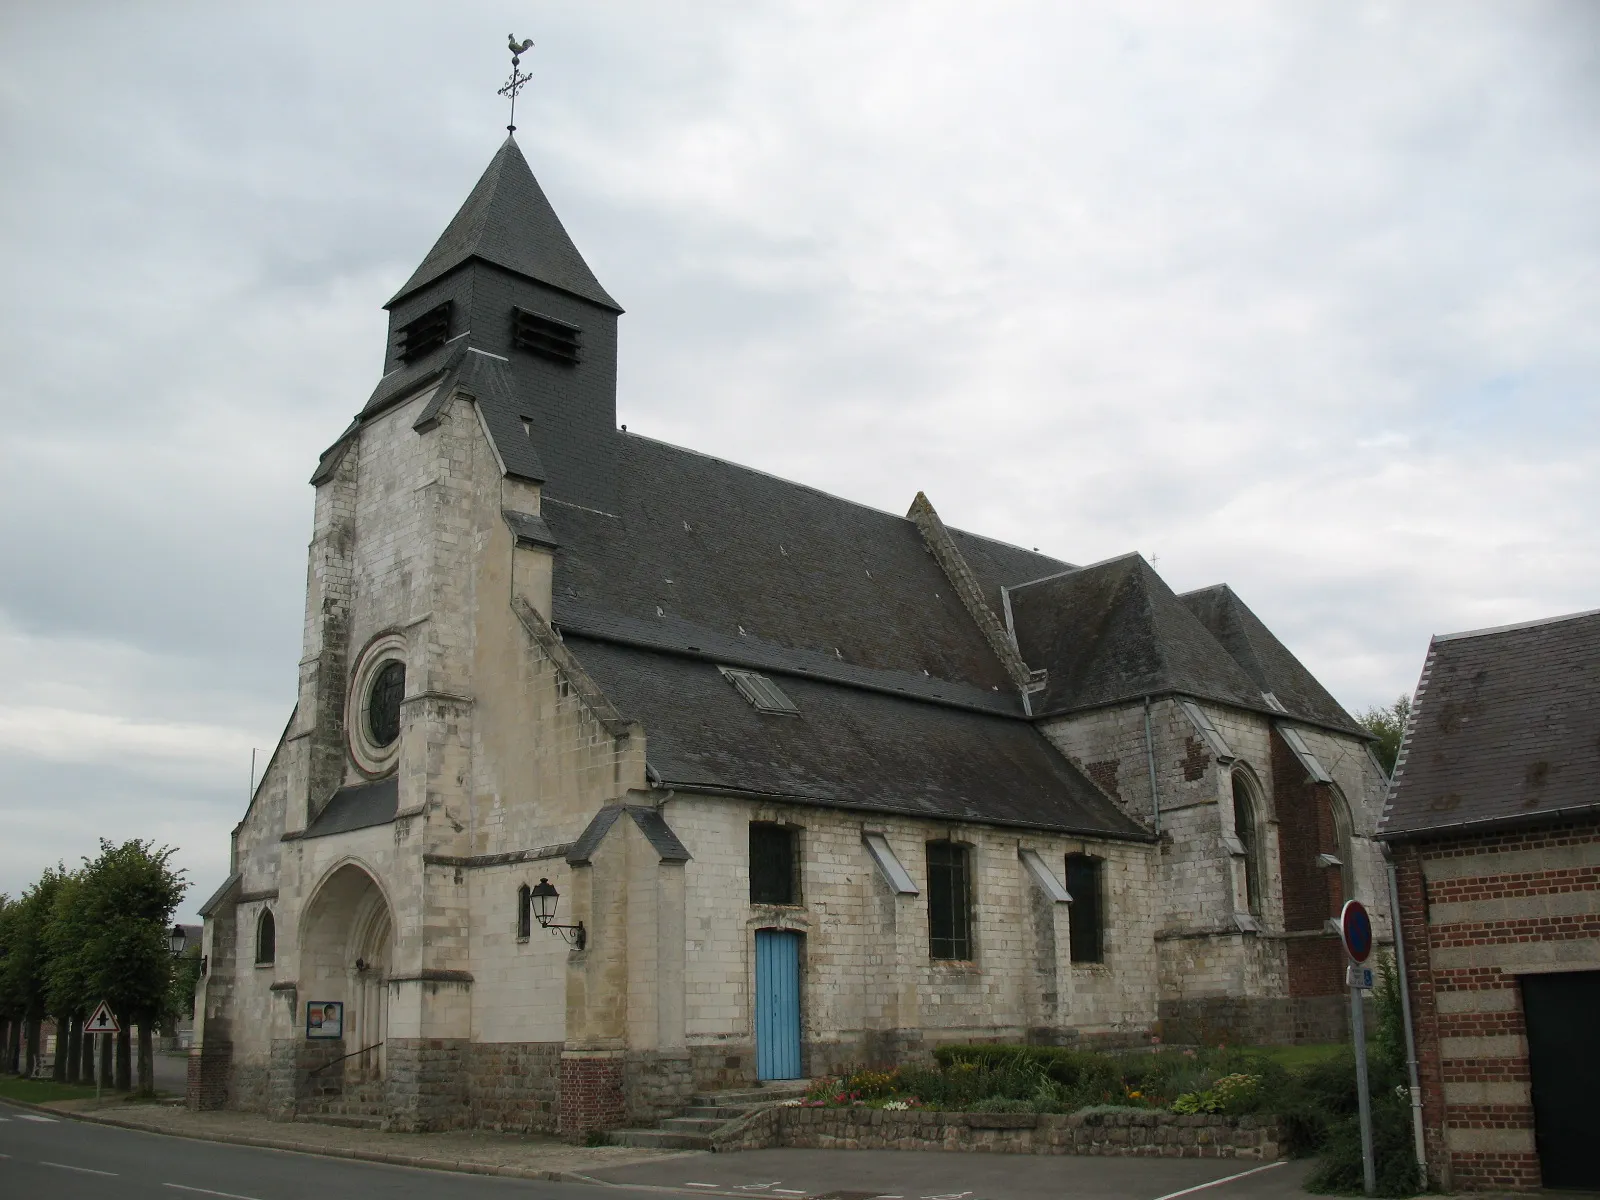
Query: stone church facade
189,136,1390,1135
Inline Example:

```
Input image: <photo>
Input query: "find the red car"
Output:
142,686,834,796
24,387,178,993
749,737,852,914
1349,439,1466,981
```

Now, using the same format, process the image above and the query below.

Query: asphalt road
585,1147,1314,1200
0,1100,648,1200
0,1099,1314,1200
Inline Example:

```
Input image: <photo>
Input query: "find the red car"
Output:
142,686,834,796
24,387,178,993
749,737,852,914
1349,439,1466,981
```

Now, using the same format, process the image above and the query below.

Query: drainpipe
1142,696,1161,836
1386,850,1427,1183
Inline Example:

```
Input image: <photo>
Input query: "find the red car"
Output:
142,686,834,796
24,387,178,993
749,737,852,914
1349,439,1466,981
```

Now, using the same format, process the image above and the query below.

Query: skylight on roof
718,666,799,715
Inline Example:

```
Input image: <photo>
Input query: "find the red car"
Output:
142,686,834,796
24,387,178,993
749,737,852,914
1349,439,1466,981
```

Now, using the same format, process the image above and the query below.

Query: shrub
1304,1090,1422,1198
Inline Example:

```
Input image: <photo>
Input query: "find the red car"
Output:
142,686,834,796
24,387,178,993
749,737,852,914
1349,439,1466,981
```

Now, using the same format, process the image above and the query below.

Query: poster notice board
305,1000,344,1039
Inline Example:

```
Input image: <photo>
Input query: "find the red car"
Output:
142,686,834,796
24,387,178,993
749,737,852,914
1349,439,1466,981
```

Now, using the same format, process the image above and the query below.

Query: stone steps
607,1079,812,1150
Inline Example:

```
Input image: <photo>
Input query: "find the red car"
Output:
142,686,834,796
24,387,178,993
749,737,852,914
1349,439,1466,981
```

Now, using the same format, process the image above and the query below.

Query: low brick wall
715,1107,1281,1159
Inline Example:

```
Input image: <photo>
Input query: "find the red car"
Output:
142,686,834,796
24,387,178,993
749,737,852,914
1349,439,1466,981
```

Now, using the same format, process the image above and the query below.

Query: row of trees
0,839,194,1096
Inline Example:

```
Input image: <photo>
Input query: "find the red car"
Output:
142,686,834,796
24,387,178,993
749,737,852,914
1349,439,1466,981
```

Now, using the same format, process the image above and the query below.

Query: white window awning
1019,848,1071,903
1179,699,1235,762
1276,723,1333,784
863,832,918,895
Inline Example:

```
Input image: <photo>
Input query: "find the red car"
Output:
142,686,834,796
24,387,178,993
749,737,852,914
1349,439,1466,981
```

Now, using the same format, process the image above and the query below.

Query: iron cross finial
499,35,535,135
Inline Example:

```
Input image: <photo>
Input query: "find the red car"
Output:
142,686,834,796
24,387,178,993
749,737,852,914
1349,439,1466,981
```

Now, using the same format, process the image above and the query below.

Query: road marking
165,1185,267,1200
16,1113,57,1122
41,1161,118,1176
685,1185,720,1189
773,1191,807,1196
1148,1160,1286,1200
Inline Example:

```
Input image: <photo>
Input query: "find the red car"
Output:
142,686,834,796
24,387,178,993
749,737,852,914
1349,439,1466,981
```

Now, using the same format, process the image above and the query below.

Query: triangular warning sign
86,1001,120,1035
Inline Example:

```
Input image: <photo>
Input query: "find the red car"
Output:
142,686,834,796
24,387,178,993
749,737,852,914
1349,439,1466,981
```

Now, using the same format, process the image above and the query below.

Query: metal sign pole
1351,969,1376,1196
95,1031,102,1104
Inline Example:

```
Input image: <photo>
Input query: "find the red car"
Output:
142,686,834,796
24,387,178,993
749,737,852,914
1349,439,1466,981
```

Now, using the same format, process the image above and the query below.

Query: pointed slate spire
388,136,621,313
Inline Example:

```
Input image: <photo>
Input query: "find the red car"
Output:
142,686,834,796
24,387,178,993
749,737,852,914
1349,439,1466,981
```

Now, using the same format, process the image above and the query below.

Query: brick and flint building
189,134,1392,1134
1379,609,1600,1191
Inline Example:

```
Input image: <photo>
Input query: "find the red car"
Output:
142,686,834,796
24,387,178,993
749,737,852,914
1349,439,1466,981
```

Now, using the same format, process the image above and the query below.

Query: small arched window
517,883,532,940
255,908,276,965
1232,774,1262,915
1328,787,1355,912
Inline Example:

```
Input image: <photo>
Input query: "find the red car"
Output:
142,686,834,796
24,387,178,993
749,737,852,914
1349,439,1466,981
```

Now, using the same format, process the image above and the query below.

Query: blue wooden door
755,930,802,1080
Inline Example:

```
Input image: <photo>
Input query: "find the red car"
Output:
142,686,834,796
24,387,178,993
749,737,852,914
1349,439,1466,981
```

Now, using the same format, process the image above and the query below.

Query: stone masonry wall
469,1041,562,1133
717,1106,1281,1159
1394,820,1600,1191
671,791,1158,1089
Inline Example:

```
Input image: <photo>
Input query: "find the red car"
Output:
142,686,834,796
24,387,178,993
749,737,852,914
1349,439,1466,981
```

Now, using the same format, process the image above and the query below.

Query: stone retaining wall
714,1107,1281,1159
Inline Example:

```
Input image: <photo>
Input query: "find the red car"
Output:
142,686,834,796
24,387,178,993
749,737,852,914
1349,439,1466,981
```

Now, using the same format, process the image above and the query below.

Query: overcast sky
1,2,1596,917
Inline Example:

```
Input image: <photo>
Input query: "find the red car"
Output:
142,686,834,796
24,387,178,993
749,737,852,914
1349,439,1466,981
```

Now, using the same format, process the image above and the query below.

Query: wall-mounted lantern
529,878,586,949
169,924,187,957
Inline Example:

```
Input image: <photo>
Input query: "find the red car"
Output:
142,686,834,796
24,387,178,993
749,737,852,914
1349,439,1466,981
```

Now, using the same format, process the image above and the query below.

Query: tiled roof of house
1378,609,1600,840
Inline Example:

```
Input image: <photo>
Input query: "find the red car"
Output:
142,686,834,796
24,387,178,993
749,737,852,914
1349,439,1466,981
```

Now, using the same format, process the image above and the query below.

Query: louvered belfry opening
396,301,453,362
512,306,582,365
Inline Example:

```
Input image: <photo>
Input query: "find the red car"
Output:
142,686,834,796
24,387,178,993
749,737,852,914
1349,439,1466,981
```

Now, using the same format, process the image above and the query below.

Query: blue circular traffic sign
1340,899,1373,963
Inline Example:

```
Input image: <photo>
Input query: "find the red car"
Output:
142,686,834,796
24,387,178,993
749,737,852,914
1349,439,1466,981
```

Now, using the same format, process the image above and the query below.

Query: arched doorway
301,863,394,1081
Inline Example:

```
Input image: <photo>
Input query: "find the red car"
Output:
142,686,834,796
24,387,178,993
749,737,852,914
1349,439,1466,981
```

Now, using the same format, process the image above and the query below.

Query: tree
44,871,91,1083
1358,695,1412,777
77,840,187,1095
0,893,16,1073
0,869,66,1077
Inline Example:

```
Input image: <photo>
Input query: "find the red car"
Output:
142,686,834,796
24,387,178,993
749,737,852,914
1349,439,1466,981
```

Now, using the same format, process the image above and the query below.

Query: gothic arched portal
300,862,394,1081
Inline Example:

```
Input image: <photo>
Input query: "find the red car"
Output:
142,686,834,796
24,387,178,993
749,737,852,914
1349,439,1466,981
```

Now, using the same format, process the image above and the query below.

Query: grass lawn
1253,1043,1346,1071
0,1076,103,1104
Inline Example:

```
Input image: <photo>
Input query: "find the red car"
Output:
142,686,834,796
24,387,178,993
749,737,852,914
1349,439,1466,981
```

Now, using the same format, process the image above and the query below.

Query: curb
2,1094,703,1184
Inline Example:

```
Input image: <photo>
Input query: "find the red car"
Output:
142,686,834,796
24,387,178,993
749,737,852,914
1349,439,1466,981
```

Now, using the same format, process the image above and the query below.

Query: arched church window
1232,774,1262,915
1065,854,1104,963
1328,786,1355,910
517,884,532,940
256,909,276,965
367,661,406,748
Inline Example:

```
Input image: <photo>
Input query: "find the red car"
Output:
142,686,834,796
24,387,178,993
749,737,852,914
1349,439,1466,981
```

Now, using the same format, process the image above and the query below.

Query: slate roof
304,777,399,839
1179,584,1364,735
544,432,1071,705
563,634,1149,839
387,136,621,312
567,805,694,864
1377,609,1600,840
1005,554,1355,733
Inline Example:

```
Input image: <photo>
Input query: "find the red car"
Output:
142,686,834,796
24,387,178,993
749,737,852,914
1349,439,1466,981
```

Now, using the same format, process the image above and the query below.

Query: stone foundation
717,1106,1281,1159
385,1038,471,1132
469,1041,562,1133
690,1043,756,1093
559,1051,626,1139
625,1051,695,1126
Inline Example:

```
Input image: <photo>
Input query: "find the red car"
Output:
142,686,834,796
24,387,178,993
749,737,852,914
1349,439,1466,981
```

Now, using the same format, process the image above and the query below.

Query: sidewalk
37,1096,691,1182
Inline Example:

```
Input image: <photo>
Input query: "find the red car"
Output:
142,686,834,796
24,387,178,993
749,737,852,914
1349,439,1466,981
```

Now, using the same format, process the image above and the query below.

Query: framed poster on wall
305,1000,344,1039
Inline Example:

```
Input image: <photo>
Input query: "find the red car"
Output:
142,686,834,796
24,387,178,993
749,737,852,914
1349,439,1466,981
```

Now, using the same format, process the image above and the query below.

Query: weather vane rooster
499,35,536,134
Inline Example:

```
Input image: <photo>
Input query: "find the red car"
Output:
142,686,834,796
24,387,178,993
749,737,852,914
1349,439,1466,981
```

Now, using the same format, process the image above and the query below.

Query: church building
190,133,1391,1136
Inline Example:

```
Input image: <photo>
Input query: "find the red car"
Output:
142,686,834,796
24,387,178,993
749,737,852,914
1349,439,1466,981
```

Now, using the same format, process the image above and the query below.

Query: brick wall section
186,1046,232,1111
559,1053,627,1139
1392,819,1600,1191
1272,731,1345,999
